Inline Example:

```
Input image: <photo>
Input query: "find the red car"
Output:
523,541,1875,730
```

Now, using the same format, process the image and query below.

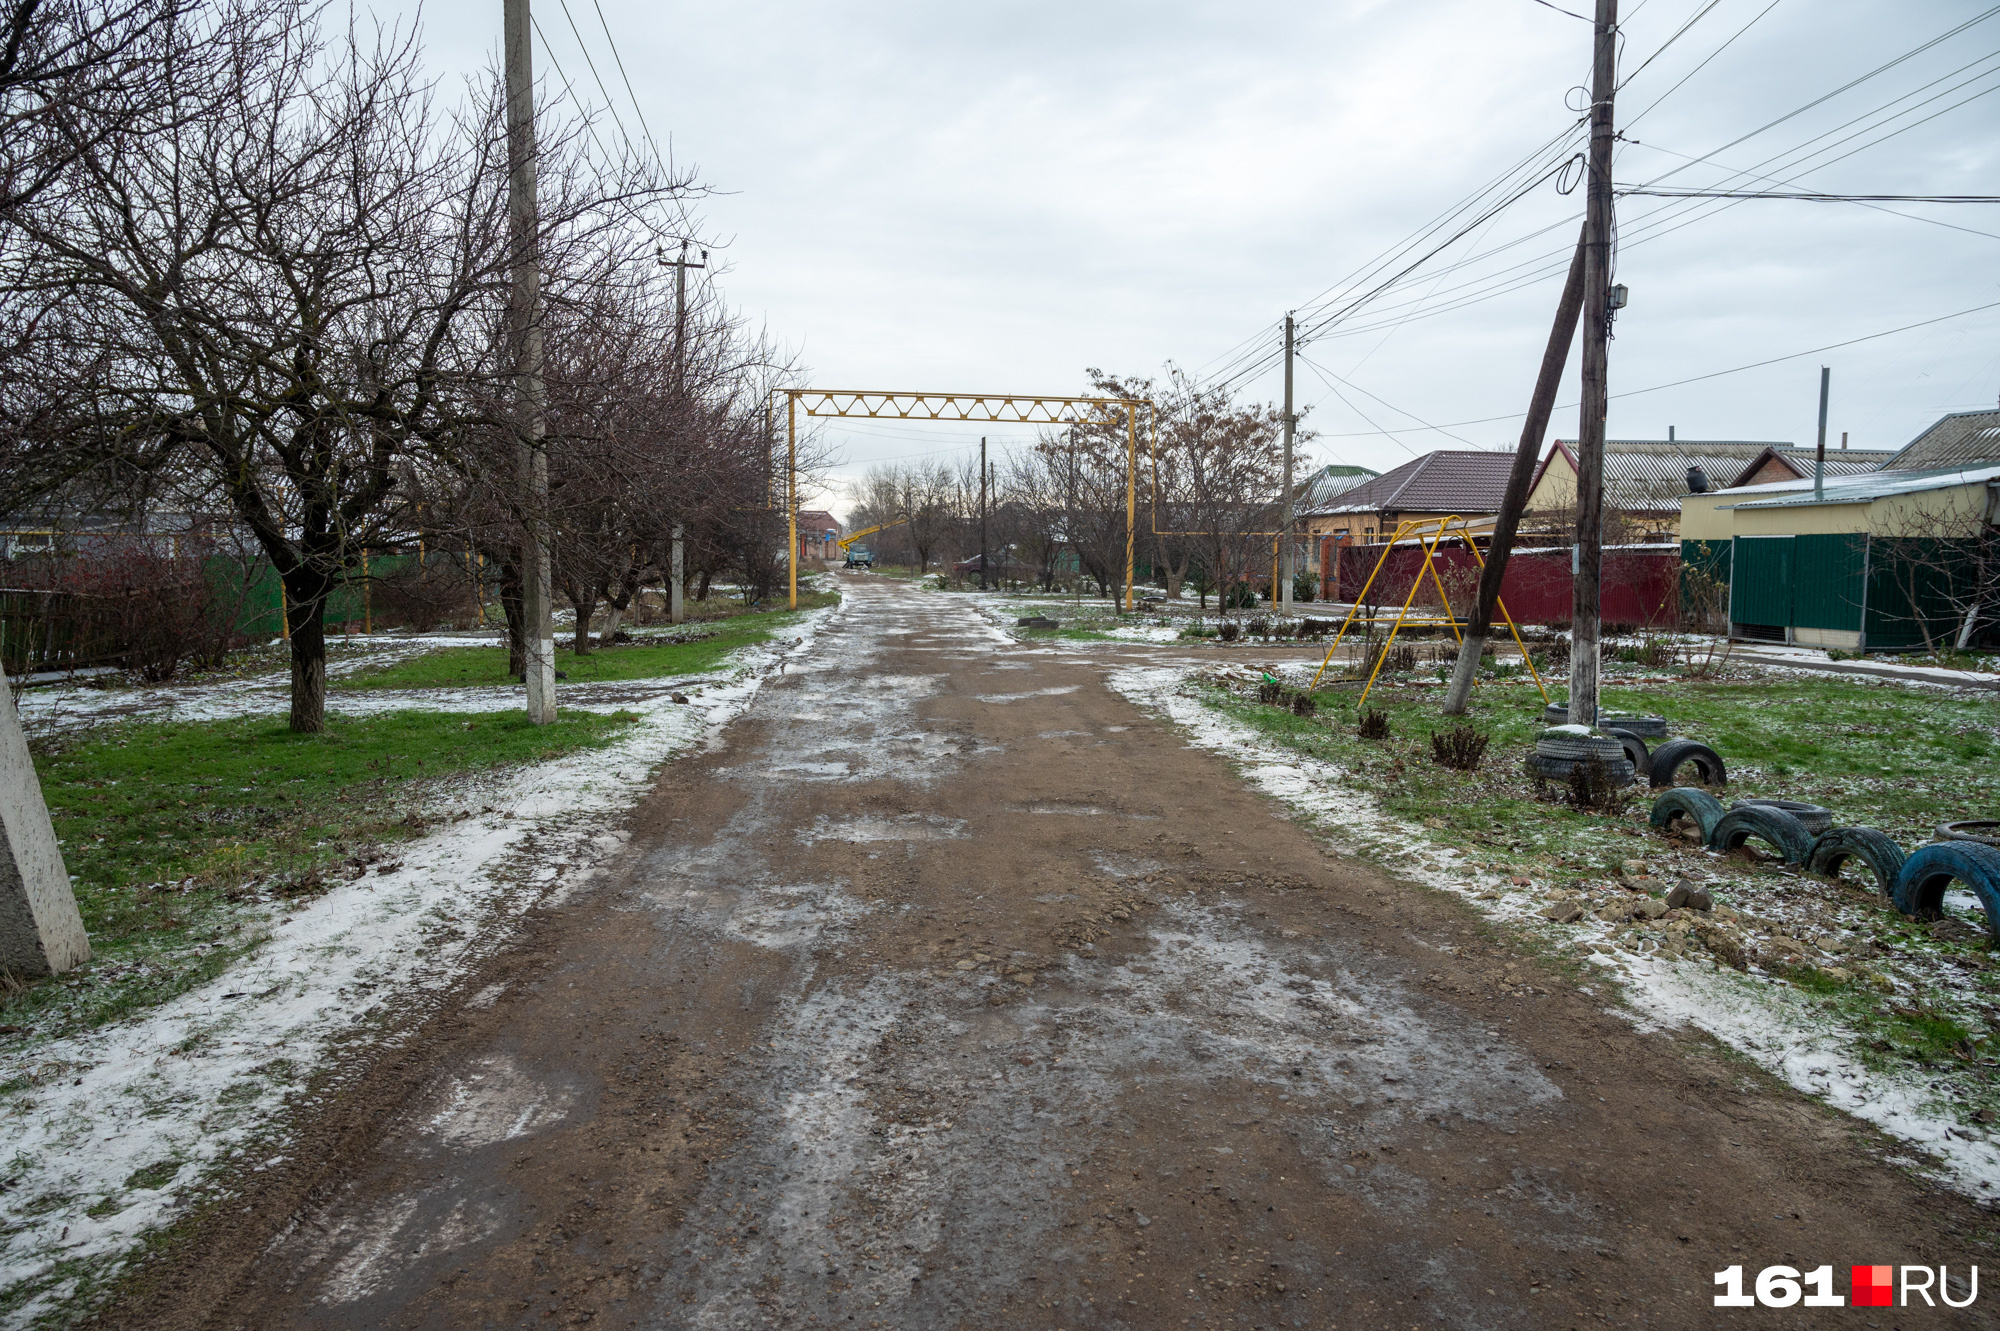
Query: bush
1363,641,1416,676
1291,692,1318,718
1222,582,1257,609
1357,708,1391,740
1257,680,1284,705
1430,724,1490,771
1298,617,1334,639
1218,621,1241,643
1292,572,1317,604
5,543,251,681
1554,755,1632,813
1248,615,1271,638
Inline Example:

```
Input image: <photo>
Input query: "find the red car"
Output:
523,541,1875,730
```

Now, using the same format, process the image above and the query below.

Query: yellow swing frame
1305,515,1550,709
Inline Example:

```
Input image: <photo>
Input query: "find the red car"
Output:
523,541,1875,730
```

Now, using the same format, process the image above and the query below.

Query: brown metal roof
1882,409,2000,471
1311,450,1517,516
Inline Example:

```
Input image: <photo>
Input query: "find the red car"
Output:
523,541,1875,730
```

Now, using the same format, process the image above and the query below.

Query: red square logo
1853,1265,1894,1307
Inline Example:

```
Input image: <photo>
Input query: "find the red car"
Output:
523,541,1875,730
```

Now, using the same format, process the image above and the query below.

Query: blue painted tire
1650,788,1726,842
1707,804,1814,865
1806,826,1905,898
1892,842,2000,943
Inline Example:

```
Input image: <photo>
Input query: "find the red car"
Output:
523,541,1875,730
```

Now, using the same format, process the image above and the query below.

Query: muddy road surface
120,575,1993,1330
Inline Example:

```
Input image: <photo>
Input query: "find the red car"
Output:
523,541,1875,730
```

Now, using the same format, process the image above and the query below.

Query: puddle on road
801,814,970,844
973,685,1081,703
417,1053,575,1151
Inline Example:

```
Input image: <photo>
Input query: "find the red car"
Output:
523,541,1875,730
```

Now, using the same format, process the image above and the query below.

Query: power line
1617,187,2000,202
588,0,669,171
1298,354,1474,449
1619,0,1724,89
1624,0,1784,127
1310,296,2000,438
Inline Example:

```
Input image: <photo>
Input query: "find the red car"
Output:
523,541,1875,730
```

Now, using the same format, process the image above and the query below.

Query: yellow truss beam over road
773,389,1149,611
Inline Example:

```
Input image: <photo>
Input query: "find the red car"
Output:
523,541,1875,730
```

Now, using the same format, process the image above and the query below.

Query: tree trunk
282,574,330,734
567,580,594,655
696,569,711,602
499,559,526,679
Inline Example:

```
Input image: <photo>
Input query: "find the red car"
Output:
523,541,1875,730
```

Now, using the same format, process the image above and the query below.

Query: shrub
1292,572,1317,604
1256,680,1284,705
1218,621,1241,643
1357,708,1391,740
1429,724,1489,770
1363,641,1416,676
1561,755,1632,813
1247,615,1270,638
1291,692,1318,718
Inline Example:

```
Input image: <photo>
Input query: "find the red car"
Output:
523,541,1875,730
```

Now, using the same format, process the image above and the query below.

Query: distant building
1877,408,2000,472
1299,451,1513,545
796,511,841,562
1525,439,1849,539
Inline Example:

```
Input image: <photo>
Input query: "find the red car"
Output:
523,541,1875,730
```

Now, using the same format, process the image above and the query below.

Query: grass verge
3,708,635,1046
341,598,831,690
1201,666,2000,1120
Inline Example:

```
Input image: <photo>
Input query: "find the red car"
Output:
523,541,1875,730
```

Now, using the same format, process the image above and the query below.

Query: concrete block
0,664,88,977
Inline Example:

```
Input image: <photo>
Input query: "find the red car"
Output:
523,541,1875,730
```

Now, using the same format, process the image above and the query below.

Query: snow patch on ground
1103,664,2000,1205
0,603,838,1325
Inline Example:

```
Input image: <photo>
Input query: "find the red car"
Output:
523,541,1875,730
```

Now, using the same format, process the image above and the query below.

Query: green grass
341,599,829,690
4,708,634,1042
1205,665,2000,1114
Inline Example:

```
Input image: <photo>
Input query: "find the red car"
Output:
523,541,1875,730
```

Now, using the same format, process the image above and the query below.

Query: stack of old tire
1539,703,1725,787
1647,791,2000,944
1528,724,1637,786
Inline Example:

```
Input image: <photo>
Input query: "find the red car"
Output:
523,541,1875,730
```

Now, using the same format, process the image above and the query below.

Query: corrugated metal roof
1551,439,1804,509
1881,409,2000,471
1292,464,1378,512
1314,450,1516,515
1723,462,2000,509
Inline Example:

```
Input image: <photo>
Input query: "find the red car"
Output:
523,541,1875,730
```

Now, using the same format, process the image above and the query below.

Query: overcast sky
419,0,2000,519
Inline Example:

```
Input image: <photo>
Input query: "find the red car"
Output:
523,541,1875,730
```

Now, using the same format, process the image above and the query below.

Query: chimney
1668,425,1676,442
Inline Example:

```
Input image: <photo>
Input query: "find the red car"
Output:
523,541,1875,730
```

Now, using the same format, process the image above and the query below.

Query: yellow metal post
787,394,798,611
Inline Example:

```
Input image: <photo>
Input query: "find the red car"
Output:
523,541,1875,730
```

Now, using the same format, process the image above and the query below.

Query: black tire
1732,798,1832,838
1707,804,1814,865
1935,820,2000,848
1650,788,1726,842
1892,842,2000,943
1526,754,1638,786
1542,704,1669,738
1807,826,1905,897
1603,728,1652,780
1647,738,1727,788
1533,730,1627,763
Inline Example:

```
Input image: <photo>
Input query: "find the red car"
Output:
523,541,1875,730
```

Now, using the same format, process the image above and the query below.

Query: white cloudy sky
419,0,2000,518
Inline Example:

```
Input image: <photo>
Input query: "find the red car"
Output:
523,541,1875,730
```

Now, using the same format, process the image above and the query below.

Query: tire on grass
1647,738,1726,788
1533,729,1627,763
1806,826,1905,897
1891,841,2000,944
1650,788,1726,843
1542,704,1669,737
1603,728,1652,781
1934,819,2000,848
1525,753,1638,786
1706,804,1814,865
1732,798,1832,838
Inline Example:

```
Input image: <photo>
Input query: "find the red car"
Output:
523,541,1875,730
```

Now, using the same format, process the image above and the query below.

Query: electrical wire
1618,0,1723,90
1298,354,1473,449
1624,0,1784,127
1617,188,2000,201
588,0,670,172
1307,296,2000,438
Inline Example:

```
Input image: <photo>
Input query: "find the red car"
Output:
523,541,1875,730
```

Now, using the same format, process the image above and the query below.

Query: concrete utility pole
1569,0,1618,729
979,436,989,592
1814,365,1831,500
504,0,555,724
1279,313,1297,615
666,242,708,385
1442,226,1589,716
670,522,685,624
0,664,88,977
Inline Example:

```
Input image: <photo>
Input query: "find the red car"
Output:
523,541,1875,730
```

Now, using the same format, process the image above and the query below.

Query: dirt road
117,574,1993,1329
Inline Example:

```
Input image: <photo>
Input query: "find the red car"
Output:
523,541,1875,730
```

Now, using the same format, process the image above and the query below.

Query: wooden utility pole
1442,227,1589,715
979,436,989,591
504,0,555,724
1569,0,1618,728
1279,313,1297,615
